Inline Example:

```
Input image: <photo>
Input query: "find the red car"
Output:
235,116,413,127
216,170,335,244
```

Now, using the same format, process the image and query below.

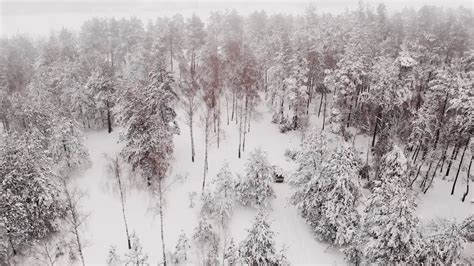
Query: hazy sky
1,0,472,37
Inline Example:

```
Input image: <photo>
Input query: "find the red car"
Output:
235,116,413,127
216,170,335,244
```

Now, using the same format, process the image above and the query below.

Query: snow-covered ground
48,99,472,265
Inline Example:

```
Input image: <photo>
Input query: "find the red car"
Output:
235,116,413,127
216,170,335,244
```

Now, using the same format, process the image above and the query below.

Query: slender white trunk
225,92,230,125
114,157,131,249
242,95,248,152
238,99,243,158
202,116,210,192
62,179,85,266
189,105,195,162
158,178,167,266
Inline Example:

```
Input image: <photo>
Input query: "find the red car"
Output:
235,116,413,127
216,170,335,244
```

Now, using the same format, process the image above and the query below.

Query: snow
398,55,418,68
53,96,472,264
62,102,343,264
417,178,473,224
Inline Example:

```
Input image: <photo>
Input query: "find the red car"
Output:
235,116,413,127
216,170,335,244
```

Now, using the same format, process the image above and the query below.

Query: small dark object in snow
359,163,371,180
284,148,298,161
272,166,285,183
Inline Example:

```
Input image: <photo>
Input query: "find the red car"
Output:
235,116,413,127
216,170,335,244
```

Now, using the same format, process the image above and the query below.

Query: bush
284,148,298,161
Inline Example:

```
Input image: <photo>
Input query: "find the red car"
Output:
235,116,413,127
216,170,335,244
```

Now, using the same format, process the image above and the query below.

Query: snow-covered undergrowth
25,100,470,265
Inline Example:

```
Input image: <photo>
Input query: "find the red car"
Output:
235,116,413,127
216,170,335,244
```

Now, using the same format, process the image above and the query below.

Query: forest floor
25,97,474,265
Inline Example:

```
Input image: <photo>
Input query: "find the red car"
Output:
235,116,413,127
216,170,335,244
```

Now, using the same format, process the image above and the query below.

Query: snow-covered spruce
119,69,178,187
193,217,219,265
293,145,362,246
0,131,67,258
460,215,474,242
422,218,465,264
201,163,236,227
123,233,149,266
236,149,275,208
171,232,191,264
52,116,90,173
238,211,288,265
118,68,179,265
290,129,330,203
352,146,425,264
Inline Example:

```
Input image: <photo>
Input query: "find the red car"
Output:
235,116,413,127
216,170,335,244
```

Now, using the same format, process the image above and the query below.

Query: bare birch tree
106,155,131,249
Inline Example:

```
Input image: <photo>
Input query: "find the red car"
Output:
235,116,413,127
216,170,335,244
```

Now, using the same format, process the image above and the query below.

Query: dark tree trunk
439,145,448,174
9,238,16,256
462,156,472,202
410,160,425,187
238,99,243,159
424,157,442,193
107,103,112,134
411,143,420,160
420,161,433,190
318,91,323,117
445,144,458,177
454,144,461,158
346,96,353,128
231,92,235,122
414,145,422,164
371,108,382,147
322,93,327,131
433,92,449,150
264,69,268,99
451,138,470,195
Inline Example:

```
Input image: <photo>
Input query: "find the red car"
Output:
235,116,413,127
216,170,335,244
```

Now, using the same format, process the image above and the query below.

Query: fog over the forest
1,0,472,37
1,0,473,264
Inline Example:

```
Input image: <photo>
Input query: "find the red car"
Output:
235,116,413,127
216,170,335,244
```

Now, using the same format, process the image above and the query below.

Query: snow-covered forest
1,1,473,265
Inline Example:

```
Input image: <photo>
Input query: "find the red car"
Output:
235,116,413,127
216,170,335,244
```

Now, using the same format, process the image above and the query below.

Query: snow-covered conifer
0,132,67,256
236,149,275,208
294,146,361,246
290,129,329,204
106,246,121,266
52,116,90,172
238,211,283,265
372,130,394,178
86,67,116,133
193,217,219,265
287,51,309,132
224,238,238,265
0,223,7,264
460,215,474,242
361,188,423,263
358,146,424,264
124,233,148,266
422,219,465,264
315,147,361,246
203,163,236,226
173,232,191,264
375,145,409,187
119,69,178,187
